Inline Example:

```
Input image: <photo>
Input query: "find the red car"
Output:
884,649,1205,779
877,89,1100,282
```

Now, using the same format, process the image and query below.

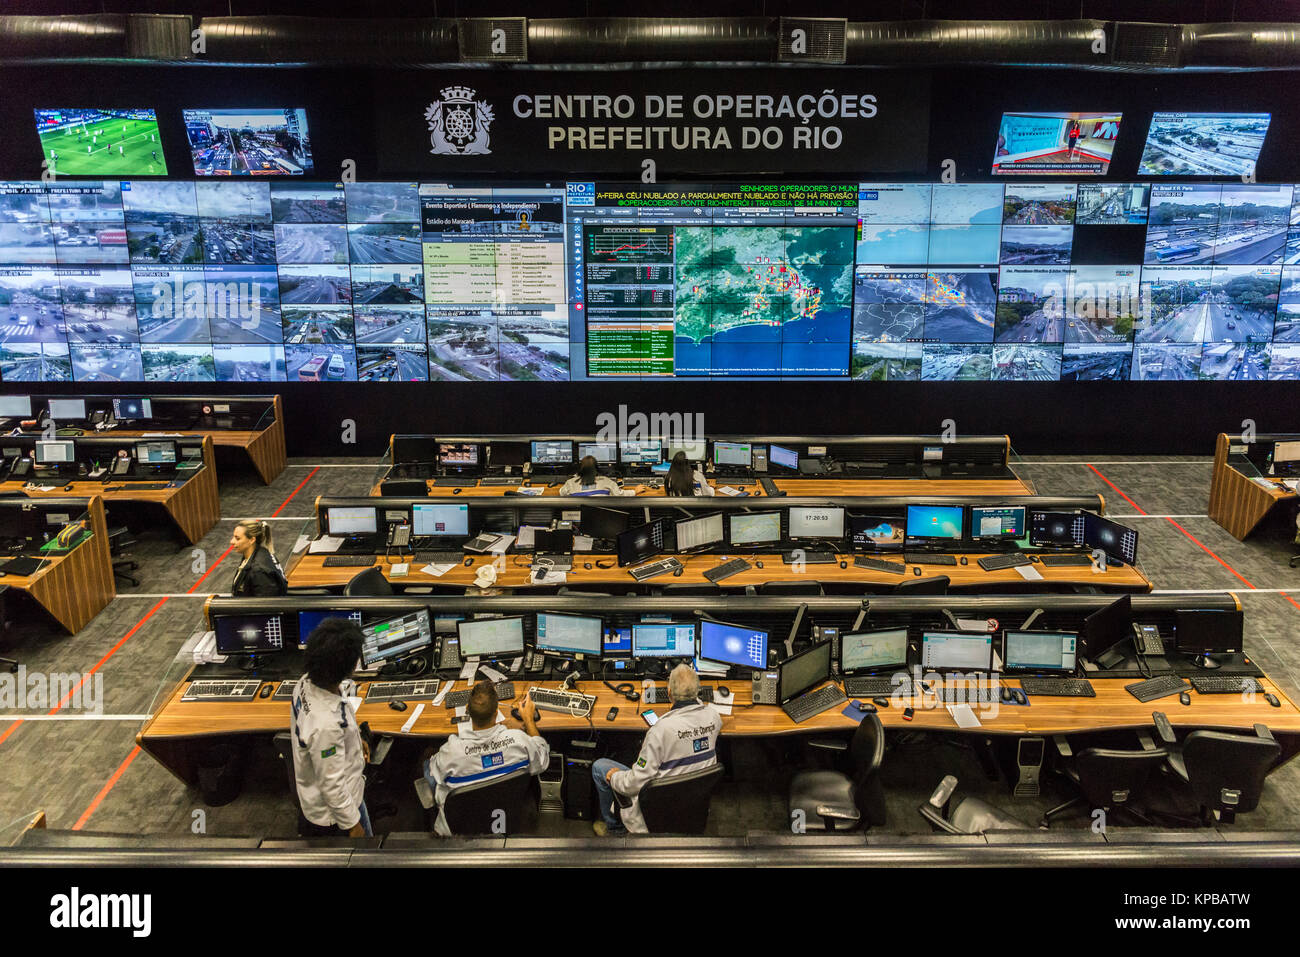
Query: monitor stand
1190,653,1222,670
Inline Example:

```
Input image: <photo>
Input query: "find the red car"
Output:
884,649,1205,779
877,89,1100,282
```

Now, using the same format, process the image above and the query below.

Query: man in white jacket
592,663,723,834
290,618,370,837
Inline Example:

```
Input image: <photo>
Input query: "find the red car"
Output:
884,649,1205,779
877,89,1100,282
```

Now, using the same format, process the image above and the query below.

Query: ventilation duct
196,16,456,65
526,17,775,63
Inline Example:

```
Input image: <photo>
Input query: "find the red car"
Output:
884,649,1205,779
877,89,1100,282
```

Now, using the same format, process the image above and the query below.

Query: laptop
533,528,574,570
840,628,914,695
779,641,846,722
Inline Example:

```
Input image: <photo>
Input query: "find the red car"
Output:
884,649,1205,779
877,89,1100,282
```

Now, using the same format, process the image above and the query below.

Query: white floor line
286,463,386,468
1152,588,1297,595
1112,514,1209,519
0,714,152,722
1019,460,1211,466
108,593,214,599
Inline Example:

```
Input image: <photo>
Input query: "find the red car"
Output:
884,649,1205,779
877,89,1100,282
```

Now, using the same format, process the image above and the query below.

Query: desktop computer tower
563,754,596,820
539,750,564,815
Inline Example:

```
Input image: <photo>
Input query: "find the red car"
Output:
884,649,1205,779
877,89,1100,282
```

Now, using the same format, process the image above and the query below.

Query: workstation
1209,432,1300,542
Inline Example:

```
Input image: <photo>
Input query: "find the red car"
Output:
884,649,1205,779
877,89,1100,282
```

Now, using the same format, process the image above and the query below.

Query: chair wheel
1038,819,1050,829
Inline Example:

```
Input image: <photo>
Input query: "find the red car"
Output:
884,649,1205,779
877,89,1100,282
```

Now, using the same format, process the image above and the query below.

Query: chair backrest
894,575,950,595
380,479,429,496
850,712,886,780
272,731,300,811
660,583,722,596
345,566,394,596
442,766,533,835
1073,746,1167,809
758,581,825,596
638,763,724,833
1181,730,1281,815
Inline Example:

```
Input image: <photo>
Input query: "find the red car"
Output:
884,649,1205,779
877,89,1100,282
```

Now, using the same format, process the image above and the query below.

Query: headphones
602,660,640,701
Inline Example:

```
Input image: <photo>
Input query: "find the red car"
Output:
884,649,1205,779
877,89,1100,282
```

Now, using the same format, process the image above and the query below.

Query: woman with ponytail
230,518,288,597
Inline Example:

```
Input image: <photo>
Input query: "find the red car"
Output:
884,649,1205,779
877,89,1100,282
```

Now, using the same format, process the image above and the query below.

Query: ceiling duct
0,14,129,59
526,17,775,63
195,16,457,65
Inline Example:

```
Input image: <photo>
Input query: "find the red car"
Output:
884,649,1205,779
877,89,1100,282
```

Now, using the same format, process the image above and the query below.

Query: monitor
779,641,832,703
632,622,696,659
664,440,706,461
457,616,526,659
922,446,944,462
905,505,965,545
534,528,573,553
535,612,603,656
675,512,724,552
297,609,362,649
850,514,905,550
361,609,433,668
604,626,633,657
577,441,617,464
1082,594,1132,660
0,396,31,418
47,398,86,421
1174,609,1243,656
392,435,438,465
35,440,75,465
921,631,994,671
411,502,469,537
183,108,313,176
970,506,1026,541
112,397,153,421
531,440,573,466
214,613,285,656
713,441,752,467
581,503,629,539
1140,112,1270,177
619,440,662,464
616,518,667,566
1083,513,1138,565
326,506,377,537
728,510,782,547
788,506,846,540
699,620,768,670
489,441,529,467
35,109,169,176
438,443,479,467
993,112,1122,176
840,628,909,674
768,444,799,471
1273,440,1300,464
135,440,177,466
1029,510,1084,548
1003,631,1078,674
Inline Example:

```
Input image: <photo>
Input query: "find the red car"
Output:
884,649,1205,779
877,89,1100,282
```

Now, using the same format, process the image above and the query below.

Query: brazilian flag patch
321,746,337,758
635,757,647,768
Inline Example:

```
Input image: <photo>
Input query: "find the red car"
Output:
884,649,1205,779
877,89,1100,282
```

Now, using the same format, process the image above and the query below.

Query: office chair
918,774,1030,834
344,566,394,596
787,714,887,832
380,479,429,496
1039,735,1167,828
638,763,724,834
658,583,722,596
107,525,139,587
1162,725,1280,825
758,581,825,596
439,765,533,835
893,574,950,595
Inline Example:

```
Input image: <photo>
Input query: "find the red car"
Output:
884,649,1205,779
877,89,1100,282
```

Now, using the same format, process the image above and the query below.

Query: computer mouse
452,488,461,494
1265,692,1280,707
584,562,592,570
1029,555,1040,564
839,559,847,569
62,484,73,491
913,567,922,576
463,556,473,567
755,560,763,568
716,685,729,697
388,699,407,712
873,697,890,708
672,567,684,577
1179,691,1191,706
855,701,876,714
1011,689,1027,706
1000,684,1012,703
259,684,273,699
959,555,968,566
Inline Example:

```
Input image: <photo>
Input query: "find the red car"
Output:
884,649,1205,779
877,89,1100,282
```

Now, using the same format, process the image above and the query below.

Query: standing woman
230,518,288,596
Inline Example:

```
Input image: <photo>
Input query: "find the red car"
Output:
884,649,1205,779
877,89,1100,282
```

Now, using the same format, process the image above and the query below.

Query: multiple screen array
3,173,1299,383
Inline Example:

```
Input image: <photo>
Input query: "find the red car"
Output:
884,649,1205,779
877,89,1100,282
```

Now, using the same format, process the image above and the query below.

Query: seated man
423,680,549,836
592,663,723,835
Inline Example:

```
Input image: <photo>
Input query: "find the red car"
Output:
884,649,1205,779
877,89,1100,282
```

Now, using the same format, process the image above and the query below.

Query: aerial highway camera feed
274,223,350,264
1064,266,1139,343
1135,266,1215,343
204,264,282,343
57,264,139,343
1076,184,1151,226
344,183,421,223
287,343,356,380
0,219,54,265
1271,343,1300,379
852,270,927,341
1199,342,1271,380
1061,343,1133,381
35,109,167,177
425,308,501,381
358,344,429,382
1139,112,1270,177
1131,343,1202,380
347,223,423,264
123,181,202,265
281,305,354,346
999,225,1073,265
992,112,1122,175
213,344,286,382
183,109,313,176
0,267,66,343
673,225,853,377
1209,184,1293,265
351,264,423,305
1276,303,1300,343
1002,184,1077,225
45,181,129,265
497,307,570,381
131,264,209,343
70,342,143,381
270,183,345,223
851,341,922,380
142,344,216,381
354,304,426,346
991,343,1062,381
923,269,998,342
994,267,1070,343
0,342,72,381
1144,185,1224,265
921,343,993,381
277,264,351,304
195,180,275,264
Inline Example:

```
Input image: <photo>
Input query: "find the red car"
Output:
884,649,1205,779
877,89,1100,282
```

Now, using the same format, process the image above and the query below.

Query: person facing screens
560,455,620,495
230,519,287,597
422,679,550,836
665,451,714,497
592,663,722,835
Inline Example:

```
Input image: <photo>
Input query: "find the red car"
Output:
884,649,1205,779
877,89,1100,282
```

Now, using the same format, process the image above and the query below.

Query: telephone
1132,623,1164,657
815,625,840,675
387,523,411,549
110,455,133,477
525,649,545,672
752,447,768,472
7,458,30,479
751,670,779,705
438,636,463,671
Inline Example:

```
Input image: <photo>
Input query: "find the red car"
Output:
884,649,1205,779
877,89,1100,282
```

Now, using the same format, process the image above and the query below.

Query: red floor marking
1085,463,1148,515
72,746,141,830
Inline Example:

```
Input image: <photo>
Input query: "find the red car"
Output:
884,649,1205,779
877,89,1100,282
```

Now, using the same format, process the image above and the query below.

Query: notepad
948,704,982,729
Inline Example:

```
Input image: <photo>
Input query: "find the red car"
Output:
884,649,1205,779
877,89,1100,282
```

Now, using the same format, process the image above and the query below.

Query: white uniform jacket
290,677,365,830
610,700,722,832
424,723,550,836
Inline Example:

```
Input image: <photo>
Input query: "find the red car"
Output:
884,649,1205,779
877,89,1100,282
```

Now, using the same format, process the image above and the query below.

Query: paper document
400,703,425,734
420,562,456,577
431,683,452,706
713,689,735,716
516,525,547,548
716,486,744,496
531,568,566,584
390,563,409,577
573,534,594,551
459,658,480,682
948,704,982,729
308,536,343,554
514,487,544,496
479,664,506,683
292,534,311,554
1014,564,1045,581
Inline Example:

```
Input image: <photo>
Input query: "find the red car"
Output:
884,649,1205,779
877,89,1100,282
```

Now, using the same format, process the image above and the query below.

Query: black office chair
440,766,534,835
659,583,722,596
380,479,429,496
894,574,950,595
918,774,1030,834
108,525,139,587
638,763,724,834
787,714,887,832
1163,725,1281,824
1039,734,1167,828
758,581,825,596
344,567,394,596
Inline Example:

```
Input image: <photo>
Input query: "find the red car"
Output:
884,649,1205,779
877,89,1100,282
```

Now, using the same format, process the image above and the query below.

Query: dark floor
2,450,1299,844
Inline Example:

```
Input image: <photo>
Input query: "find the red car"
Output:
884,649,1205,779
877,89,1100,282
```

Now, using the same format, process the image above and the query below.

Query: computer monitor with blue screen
970,506,1025,541
47,398,85,421
713,441,751,467
458,616,526,659
841,628,909,673
535,612,603,656
921,631,994,671
1003,631,1078,674
604,626,632,657
632,622,696,659
728,510,781,547
0,396,30,418
113,397,152,421
769,444,799,471
905,505,965,546
361,609,433,668
699,620,768,670
619,440,662,464
531,440,572,466
851,514,905,550
298,610,362,649
578,441,617,464
412,503,469,538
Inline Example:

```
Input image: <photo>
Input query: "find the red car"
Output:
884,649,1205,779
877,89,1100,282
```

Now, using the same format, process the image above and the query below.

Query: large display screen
183,109,314,176
992,112,1122,176
1139,113,1271,177
1,177,1298,383
34,110,168,177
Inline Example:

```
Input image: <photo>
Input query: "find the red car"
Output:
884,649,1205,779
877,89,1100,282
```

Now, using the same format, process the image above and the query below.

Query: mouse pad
840,701,869,723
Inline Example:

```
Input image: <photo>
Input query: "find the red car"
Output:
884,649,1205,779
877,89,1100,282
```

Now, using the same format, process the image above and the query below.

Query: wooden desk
285,550,1151,593
1208,433,1298,540
138,674,1300,788
2,436,221,545
372,476,1034,498
2,495,114,633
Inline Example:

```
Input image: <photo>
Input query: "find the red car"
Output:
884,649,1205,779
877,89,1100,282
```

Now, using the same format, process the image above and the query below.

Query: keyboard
1189,676,1262,695
1018,677,1096,697
443,681,517,708
704,558,751,582
528,686,596,717
125,482,171,490
977,553,1032,571
844,674,914,697
782,684,847,723
273,680,298,701
938,685,999,705
182,679,262,702
414,550,465,564
479,477,518,486
781,550,836,564
644,686,714,704
629,558,682,581
1036,553,1094,567
432,477,471,486
759,478,786,497
323,556,376,567
1125,674,1192,703
854,555,906,575
904,553,958,565
365,679,443,703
